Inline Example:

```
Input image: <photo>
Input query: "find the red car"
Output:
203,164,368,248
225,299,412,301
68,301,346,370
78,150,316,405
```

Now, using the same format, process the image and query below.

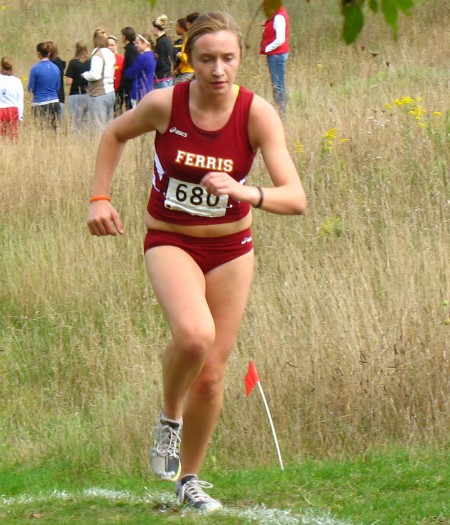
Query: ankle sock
161,413,182,426
181,474,197,485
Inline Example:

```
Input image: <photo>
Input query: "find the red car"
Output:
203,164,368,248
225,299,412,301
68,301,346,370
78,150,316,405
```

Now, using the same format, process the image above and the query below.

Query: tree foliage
147,0,415,44
340,0,414,43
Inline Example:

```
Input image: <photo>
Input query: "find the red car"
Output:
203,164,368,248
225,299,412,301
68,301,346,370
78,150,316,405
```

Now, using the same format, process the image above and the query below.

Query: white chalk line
0,488,355,525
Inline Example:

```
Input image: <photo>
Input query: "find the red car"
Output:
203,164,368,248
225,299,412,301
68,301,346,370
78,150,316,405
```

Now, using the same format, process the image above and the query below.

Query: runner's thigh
144,245,214,338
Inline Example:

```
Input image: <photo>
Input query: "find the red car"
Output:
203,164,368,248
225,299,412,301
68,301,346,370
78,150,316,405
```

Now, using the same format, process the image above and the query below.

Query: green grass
1,447,448,524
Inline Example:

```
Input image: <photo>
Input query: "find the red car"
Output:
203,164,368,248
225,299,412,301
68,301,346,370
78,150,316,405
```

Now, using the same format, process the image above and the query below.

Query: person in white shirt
82,28,116,130
260,0,290,115
0,56,24,142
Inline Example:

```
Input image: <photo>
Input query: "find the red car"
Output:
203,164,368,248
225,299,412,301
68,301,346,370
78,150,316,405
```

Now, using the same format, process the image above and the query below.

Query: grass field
1,448,449,524
0,0,449,522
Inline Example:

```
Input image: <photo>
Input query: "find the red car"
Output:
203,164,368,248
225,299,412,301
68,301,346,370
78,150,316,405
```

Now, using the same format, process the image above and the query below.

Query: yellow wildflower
295,142,304,155
394,96,414,106
409,106,426,120
323,128,338,140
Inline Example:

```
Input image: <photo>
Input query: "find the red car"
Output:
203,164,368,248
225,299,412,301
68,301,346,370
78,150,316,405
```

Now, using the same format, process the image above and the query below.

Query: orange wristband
89,195,111,203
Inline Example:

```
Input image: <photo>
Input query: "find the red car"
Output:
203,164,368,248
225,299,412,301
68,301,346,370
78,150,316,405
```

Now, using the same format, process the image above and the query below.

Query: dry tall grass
1,0,449,473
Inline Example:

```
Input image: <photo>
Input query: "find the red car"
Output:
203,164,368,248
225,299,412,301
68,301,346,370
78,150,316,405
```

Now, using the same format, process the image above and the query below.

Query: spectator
107,36,125,115
173,18,187,73
65,40,91,135
260,0,290,115
151,14,174,89
119,27,139,111
0,56,24,142
174,12,199,84
47,41,66,119
82,28,116,131
186,11,200,29
28,42,61,129
124,33,156,107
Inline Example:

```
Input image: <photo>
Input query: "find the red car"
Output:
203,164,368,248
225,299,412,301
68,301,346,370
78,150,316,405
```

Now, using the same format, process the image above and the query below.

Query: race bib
164,177,229,217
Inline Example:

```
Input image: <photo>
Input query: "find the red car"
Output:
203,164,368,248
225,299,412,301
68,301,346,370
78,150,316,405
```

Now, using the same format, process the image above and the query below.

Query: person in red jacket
260,0,289,115
87,11,306,513
107,36,125,115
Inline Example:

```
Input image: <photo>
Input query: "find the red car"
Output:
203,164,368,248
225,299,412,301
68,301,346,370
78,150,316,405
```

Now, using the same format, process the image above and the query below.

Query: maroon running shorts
144,228,253,274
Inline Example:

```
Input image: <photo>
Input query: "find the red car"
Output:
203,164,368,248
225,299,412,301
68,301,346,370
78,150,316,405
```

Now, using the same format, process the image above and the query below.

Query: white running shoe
175,475,223,513
150,414,182,481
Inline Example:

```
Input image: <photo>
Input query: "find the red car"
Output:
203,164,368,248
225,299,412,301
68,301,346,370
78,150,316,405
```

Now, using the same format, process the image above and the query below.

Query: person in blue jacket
124,33,156,107
28,42,61,128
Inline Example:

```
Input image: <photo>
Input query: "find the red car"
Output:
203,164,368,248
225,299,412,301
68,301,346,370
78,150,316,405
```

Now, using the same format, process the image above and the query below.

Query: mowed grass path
1,448,448,524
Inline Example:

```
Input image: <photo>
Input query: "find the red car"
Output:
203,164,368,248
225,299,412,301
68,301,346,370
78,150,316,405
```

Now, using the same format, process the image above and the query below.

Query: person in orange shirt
107,36,125,115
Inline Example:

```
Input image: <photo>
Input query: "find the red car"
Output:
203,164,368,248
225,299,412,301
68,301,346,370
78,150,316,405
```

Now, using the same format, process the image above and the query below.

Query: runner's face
190,30,241,93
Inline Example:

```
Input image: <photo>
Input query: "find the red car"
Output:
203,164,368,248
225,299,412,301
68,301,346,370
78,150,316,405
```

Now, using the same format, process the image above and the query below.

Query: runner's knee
191,367,225,400
174,323,215,362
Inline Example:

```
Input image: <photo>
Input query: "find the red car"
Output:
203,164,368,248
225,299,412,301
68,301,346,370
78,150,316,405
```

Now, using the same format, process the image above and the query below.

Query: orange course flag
245,361,260,396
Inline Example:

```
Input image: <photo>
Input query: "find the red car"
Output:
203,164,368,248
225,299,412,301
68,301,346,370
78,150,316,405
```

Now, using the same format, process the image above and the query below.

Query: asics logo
169,127,188,138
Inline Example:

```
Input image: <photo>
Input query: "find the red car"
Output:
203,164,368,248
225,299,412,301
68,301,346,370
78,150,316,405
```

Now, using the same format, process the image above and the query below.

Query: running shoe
150,414,182,481
175,474,223,513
